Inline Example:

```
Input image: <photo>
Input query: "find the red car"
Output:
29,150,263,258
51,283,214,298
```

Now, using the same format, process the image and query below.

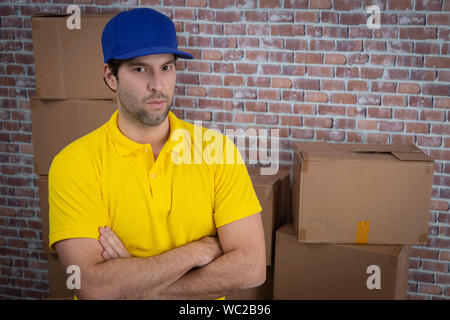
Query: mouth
146,100,166,108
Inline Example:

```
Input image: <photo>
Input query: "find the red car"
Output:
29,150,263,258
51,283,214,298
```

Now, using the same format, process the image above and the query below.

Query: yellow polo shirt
48,109,262,261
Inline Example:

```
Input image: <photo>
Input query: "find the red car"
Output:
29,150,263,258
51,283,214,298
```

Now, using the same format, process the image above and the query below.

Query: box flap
391,151,433,162
294,142,432,162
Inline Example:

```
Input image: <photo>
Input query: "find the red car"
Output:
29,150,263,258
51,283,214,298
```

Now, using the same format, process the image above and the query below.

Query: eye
162,64,174,71
133,67,146,72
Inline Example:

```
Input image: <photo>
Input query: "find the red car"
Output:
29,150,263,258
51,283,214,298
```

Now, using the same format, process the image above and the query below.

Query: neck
116,108,170,149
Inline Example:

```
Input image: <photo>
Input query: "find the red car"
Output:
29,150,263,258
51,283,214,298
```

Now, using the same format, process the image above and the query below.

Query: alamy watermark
170,122,279,176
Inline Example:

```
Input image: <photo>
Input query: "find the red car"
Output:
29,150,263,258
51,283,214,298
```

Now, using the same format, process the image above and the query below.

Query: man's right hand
194,236,223,268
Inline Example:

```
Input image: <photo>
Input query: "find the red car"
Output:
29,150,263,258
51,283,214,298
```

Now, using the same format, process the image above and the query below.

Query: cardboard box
31,98,116,175
227,266,274,300
273,224,409,300
31,14,115,99
47,253,73,299
292,142,434,245
248,168,290,266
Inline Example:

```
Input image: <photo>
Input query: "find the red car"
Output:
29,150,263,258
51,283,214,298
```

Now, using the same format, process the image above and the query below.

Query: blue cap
101,8,194,63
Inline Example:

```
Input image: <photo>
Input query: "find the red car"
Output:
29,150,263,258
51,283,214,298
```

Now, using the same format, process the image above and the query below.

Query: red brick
347,80,367,91
259,0,281,8
336,40,363,51
281,116,302,127
416,0,443,10
295,11,319,23
256,114,279,125
407,122,429,134
434,97,450,109
324,54,346,65
293,104,315,115
294,79,320,90
334,118,356,129
307,66,333,77
357,120,377,130
261,64,281,75
234,113,254,123
186,86,206,97
305,92,328,103
318,105,346,116
248,77,270,87
438,71,450,82
336,67,359,78
304,117,332,128
420,110,445,122
292,128,314,139
310,0,331,9
423,84,450,96
245,50,268,62
215,11,241,23
415,42,439,54
310,40,335,51
382,95,406,107
368,107,392,119
236,63,258,74
340,13,367,25
366,133,389,143
394,109,418,120
202,50,222,61
397,83,421,94
271,78,292,88
347,54,369,65
280,91,300,103
425,57,450,68
258,90,279,100
334,0,363,10
245,102,267,113
208,88,232,99
346,131,363,142
332,93,356,104
316,130,345,141
409,96,433,108
295,53,322,64
322,79,345,91
224,76,244,87
419,284,442,295
269,103,291,113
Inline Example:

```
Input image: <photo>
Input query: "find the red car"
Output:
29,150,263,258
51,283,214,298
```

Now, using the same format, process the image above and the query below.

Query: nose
147,70,163,92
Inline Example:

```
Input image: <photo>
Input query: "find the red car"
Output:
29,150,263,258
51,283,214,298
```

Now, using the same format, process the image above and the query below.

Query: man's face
115,53,177,127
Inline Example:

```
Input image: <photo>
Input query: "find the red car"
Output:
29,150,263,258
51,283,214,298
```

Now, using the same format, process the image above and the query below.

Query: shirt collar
107,109,185,157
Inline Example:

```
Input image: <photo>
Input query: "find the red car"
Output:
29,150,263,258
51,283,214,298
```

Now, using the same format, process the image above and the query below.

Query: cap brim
109,46,194,62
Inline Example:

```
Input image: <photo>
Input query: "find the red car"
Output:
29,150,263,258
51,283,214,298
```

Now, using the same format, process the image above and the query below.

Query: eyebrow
125,59,176,68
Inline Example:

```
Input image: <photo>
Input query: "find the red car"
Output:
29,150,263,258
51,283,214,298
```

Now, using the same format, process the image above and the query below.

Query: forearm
79,242,200,300
152,249,264,300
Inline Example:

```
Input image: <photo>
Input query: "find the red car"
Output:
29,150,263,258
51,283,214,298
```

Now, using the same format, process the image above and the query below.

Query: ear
103,63,118,91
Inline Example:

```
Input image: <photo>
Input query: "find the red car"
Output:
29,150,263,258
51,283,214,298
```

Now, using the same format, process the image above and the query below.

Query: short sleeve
213,136,262,228
48,152,109,252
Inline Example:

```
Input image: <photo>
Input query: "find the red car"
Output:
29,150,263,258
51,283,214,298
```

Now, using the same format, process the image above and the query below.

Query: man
49,8,266,299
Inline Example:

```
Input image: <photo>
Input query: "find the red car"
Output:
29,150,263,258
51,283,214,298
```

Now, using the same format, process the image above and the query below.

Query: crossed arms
54,212,266,300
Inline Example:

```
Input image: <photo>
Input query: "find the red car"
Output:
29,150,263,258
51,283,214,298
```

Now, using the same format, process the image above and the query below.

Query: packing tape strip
355,221,370,244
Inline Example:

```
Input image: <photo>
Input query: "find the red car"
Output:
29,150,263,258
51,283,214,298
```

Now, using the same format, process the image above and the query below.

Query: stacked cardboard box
273,141,434,299
31,13,116,298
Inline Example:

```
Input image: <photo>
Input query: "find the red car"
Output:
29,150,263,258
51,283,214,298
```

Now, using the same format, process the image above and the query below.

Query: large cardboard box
47,253,73,299
227,266,274,300
292,142,434,245
248,168,290,266
273,224,409,300
31,98,116,175
31,14,115,99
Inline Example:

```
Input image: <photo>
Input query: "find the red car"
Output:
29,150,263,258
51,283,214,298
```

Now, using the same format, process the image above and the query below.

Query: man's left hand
98,226,132,261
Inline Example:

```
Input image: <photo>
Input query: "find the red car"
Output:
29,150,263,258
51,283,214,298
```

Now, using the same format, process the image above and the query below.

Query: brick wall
0,0,449,299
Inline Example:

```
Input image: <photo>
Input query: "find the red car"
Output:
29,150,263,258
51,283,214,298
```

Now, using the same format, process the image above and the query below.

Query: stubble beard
117,83,171,127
